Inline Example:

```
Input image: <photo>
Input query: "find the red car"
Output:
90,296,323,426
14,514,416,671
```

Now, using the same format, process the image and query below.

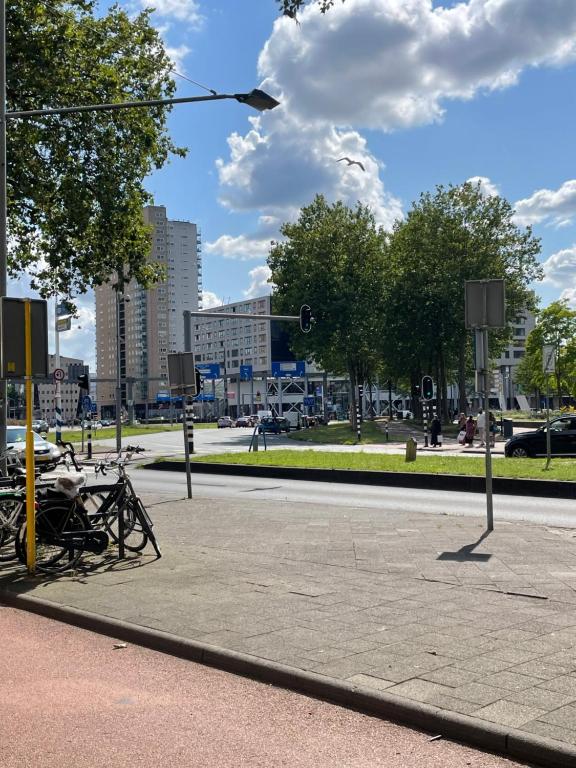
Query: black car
504,416,576,458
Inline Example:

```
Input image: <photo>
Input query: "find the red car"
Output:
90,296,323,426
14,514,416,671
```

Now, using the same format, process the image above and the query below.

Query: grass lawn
47,422,216,444
288,421,407,444
190,449,576,482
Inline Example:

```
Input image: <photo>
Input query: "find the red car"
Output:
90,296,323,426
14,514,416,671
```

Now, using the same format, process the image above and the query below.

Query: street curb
146,460,576,499
2,590,576,768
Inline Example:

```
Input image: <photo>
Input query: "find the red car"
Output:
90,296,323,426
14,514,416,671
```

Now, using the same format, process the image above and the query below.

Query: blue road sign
195,393,215,402
195,363,221,380
303,396,315,407
156,392,171,403
240,364,253,381
271,361,306,378
82,395,92,411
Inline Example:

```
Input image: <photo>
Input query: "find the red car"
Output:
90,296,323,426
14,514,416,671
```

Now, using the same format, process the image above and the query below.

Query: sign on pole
464,279,506,533
543,344,555,374
53,368,65,382
168,352,198,395
271,361,306,377
1,298,49,378
56,316,71,332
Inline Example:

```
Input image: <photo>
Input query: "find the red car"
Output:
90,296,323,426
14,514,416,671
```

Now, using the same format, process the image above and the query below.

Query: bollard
405,437,417,462
385,423,389,442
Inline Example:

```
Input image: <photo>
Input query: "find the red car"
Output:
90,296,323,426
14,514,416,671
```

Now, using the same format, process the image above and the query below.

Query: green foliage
277,0,342,18
383,182,542,394
516,300,576,398
268,195,389,386
7,0,184,298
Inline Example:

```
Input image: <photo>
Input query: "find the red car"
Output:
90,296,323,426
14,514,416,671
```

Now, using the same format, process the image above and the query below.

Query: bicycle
80,446,161,559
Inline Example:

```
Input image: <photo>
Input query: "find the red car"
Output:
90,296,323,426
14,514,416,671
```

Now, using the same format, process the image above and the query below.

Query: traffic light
299,304,313,333
421,375,434,400
195,367,202,396
411,383,421,398
77,373,89,390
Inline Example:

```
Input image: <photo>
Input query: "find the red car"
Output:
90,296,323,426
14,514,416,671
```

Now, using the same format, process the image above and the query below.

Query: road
125,466,576,529
0,607,527,768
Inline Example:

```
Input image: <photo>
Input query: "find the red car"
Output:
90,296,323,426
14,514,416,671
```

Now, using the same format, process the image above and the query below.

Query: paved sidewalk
4,492,576,756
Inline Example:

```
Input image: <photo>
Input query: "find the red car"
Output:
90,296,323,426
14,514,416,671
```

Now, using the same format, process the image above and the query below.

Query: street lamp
0,0,279,457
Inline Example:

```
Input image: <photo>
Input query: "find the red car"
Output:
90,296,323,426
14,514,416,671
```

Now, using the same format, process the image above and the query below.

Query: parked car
217,416,236,428
504,415,576,458
31,419,49,434
100,419,113,427
7,426,61,469
258,417,291,434
235,415,254,428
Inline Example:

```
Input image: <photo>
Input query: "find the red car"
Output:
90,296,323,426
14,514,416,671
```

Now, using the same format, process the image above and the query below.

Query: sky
11,0,576,367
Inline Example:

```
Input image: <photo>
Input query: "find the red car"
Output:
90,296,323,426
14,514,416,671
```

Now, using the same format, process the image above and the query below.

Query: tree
516,301,576,407
268,195,389,428
277,0,343,18
7,0,184,299
383,182,542,419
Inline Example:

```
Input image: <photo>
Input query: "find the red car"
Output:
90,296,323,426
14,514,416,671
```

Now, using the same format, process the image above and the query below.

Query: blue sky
17,0,576,364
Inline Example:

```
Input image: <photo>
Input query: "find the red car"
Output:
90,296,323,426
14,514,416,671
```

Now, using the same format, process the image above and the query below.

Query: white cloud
244,266,272,299
259,0,576,132
561,288,576,308
201,291,222,309
205,233,271,261
213,0,576,254
542,246,576,288
166,44,191,71
467,176,499,197
514,180,576,227
139,0,202,24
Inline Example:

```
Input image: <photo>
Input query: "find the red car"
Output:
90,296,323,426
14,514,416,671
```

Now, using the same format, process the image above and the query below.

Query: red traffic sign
53,368,65,381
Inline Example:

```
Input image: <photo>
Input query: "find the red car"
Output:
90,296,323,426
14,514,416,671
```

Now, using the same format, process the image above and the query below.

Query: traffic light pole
483,328,494,531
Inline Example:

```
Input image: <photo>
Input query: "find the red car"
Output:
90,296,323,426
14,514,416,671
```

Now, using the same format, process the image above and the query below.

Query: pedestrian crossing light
299,304,313,333
421,375,434,401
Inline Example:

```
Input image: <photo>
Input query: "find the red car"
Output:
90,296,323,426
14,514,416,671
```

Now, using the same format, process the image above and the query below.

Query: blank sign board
465,279,506,329
168,352,197,395
1,298,49,378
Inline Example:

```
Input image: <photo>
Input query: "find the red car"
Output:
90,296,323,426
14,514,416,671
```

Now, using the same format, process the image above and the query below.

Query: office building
36,355,84,425
95,205,201,414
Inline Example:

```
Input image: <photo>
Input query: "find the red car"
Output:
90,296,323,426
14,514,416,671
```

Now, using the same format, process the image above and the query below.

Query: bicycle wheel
16,503,89,572
84,490,148,552
130,496,161,558
0,495,25,562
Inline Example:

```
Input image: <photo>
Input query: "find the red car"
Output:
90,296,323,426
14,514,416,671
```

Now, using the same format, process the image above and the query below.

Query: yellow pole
24,300,36,574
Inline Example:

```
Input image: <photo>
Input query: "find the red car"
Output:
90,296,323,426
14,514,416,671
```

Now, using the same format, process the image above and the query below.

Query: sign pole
182,395,192,499
483,327,494,531
24,300,36,574
546,375,551,469
54,297,63,445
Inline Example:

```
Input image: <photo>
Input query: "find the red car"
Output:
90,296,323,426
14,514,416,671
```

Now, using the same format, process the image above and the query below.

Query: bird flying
337,157,366,171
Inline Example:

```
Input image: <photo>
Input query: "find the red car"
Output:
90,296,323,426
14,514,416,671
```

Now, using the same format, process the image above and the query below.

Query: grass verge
288,421,407,444
190,449,576,481
47,422,216,444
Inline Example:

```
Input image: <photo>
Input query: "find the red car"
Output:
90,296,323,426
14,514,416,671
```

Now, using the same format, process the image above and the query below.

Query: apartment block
37,354,84,424
95,205,201,413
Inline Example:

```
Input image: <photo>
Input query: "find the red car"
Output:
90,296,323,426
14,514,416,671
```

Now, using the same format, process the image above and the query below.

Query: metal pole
250,375,254,416
87,411,92,460
0,0,7,472
545,375,551,470
356,384,362,441
182,396,192,499
388,380,393,420
483,328,494,531
115,287,122,453
24,300,36,574
277,375,282,416
54,297,63,445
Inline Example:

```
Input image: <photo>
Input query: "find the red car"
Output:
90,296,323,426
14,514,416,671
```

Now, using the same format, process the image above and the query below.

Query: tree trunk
349,368,357,431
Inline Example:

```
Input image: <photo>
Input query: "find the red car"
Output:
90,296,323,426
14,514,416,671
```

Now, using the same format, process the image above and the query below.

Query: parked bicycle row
0,443,161,574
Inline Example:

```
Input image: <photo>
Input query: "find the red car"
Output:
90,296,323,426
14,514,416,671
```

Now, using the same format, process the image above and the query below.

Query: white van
284,411,303,430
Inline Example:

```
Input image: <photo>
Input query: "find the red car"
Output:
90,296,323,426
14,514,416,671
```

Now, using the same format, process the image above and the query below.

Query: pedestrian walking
430,415,442,447
477,408,486,447
464,415,476,447
457,412,467,431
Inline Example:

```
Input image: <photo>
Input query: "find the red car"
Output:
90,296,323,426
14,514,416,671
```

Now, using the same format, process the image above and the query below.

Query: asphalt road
126,467,576,529
0,607,527,768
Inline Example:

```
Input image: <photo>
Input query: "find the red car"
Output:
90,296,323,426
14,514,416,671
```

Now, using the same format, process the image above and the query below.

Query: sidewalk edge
2,590,575,768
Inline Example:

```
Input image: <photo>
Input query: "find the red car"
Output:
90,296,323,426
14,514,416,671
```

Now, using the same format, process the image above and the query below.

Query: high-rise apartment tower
95,206,202,413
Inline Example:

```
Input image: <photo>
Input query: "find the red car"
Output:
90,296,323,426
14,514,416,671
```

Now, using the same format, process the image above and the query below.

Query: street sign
303,396,315,407
271,360,306,377
1,298,49,378
156,391,171,403
195,393,215,402
56,300,74,317
56,316,71,332
53,368,65,381
465,279,506,328
82,395,92,411
240,364,253,381
195,362,221,379
543,344,555,374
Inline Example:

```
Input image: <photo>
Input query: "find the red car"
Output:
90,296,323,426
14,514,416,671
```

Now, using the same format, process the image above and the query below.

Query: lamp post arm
6,93,246,120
